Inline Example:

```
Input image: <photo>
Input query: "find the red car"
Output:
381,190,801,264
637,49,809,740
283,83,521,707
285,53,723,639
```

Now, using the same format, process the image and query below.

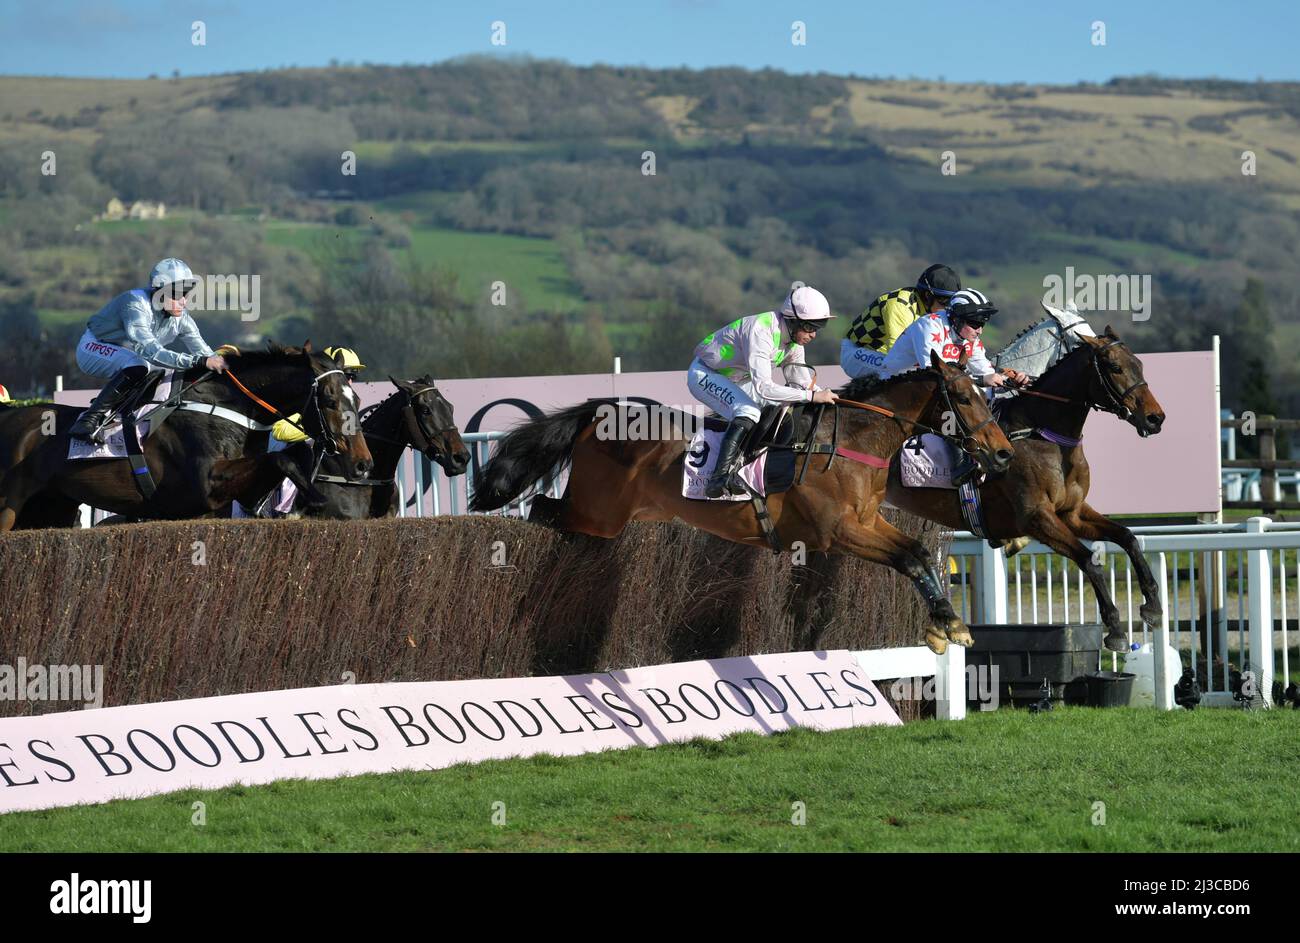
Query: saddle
689,402,837,553
701,402,810,461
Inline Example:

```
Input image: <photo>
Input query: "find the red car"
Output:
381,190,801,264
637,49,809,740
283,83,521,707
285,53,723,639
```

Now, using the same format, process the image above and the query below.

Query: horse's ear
929,349,944,371
302,340,313,353
957,347,970,368
389,375,410,391
1104,324,1118,339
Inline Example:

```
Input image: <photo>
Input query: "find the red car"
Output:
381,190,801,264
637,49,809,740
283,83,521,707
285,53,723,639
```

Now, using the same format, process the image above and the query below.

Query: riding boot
705,416,756,498
951,453,981,487
68,366,152,443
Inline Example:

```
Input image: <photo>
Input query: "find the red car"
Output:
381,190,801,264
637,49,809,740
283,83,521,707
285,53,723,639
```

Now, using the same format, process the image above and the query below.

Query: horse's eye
1108,362,1123,374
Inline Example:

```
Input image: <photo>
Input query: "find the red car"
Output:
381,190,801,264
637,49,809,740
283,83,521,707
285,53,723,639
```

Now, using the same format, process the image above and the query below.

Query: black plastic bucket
1085,671,1135,707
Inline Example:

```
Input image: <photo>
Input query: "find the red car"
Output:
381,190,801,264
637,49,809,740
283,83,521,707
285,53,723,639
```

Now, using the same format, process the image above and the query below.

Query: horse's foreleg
1071,501,1162,628
835,515,966,655
1027,506,1128,652
272,445,327,509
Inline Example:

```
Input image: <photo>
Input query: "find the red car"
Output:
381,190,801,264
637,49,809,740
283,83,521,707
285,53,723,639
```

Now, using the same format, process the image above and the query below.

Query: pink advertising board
0,651,898,814
56,348,1220,515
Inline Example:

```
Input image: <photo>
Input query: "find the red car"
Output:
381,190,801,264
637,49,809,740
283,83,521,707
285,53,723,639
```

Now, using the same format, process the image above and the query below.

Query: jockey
69,258,227,442
841,263,961,379
880,288,1028,388
688,286,839,498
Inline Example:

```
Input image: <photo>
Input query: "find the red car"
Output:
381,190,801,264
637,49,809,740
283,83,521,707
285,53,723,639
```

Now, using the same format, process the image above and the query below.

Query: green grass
1,708,1295,852
403,225,580,311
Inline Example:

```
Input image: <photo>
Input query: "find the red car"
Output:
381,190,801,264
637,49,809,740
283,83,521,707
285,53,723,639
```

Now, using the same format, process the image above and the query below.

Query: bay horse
470,350,1015,654
885,312,1166,652
302,375,471,519
0,343,372,531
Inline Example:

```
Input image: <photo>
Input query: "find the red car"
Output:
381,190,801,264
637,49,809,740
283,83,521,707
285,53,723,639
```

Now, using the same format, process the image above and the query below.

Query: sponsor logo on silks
696,373,736,407
941,343,962,360
85,341,117,357
853,348,885,367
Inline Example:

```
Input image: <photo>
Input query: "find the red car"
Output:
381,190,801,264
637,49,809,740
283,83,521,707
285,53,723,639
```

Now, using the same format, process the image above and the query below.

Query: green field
2,708,1294,852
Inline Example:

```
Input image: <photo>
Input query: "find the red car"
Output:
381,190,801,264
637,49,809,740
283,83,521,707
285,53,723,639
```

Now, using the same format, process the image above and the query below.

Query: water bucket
1086,671,1136,707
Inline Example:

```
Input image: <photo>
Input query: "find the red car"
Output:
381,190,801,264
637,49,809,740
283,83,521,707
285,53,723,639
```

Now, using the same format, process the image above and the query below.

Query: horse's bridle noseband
935,372,998,456
316,384,457,487
1089,337,1149,421
303,368,348,456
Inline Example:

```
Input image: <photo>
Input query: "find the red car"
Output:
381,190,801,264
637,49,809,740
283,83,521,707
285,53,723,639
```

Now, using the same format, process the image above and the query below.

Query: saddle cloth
682,427,769,501
67,372,177,461
898,433,961,489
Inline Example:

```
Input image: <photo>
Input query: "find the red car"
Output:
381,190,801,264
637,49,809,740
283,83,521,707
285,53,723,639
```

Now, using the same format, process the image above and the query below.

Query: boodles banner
0,651,899,814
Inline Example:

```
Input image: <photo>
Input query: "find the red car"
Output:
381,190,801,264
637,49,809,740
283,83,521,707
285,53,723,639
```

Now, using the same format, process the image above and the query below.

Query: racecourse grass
2,707,1296,852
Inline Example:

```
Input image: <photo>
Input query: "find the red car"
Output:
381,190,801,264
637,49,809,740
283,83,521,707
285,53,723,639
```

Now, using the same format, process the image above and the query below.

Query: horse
470,350,1015,654
884,308,1166,652
0,343,373,531
301,375,471,519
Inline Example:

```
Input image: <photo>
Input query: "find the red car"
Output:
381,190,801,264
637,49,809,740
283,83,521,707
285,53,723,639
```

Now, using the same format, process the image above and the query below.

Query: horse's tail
469,399,610,511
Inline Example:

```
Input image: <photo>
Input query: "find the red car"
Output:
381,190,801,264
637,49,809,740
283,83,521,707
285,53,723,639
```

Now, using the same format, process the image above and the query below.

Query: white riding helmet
149,258,196,291
780,285,835,323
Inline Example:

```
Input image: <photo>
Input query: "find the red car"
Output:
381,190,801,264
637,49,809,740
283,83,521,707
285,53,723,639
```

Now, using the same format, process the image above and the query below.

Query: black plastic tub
966,624,1104,707
1085,671,1136,707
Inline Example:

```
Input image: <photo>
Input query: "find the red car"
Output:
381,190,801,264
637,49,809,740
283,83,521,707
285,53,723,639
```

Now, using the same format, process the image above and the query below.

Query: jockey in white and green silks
688,286,839,497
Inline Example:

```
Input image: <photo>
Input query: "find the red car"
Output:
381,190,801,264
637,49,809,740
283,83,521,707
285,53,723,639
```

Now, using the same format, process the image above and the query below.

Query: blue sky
2,0,1297,83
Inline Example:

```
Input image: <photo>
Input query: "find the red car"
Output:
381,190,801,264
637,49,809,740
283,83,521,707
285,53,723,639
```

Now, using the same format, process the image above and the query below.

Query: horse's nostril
996,449,1013,463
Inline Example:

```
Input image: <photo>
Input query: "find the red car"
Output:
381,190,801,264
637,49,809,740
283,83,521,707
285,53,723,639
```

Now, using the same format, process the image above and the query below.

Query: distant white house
99,198,167,221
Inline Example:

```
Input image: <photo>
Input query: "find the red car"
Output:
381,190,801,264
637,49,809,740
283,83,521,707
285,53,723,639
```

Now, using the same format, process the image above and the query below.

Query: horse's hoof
1003,536,1031,558
947,627,974,647
1104,632,1129,653
1139,603,1163,627
924,631,949,656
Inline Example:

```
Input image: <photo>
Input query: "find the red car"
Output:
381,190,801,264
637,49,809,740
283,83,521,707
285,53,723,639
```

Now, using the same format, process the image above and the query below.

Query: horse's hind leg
1071,501,1162,628
1028,507,1128,652
836,515,967,655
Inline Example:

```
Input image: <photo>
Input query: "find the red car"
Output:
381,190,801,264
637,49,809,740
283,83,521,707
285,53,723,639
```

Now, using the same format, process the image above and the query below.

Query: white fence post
1154,551,1173,709
1246,516,1275,706
978,540,1008,625
935,643,967,721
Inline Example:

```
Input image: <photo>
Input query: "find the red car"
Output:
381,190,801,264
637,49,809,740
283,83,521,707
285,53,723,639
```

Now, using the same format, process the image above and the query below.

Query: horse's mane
221,341,311,367
837,367,938,400
992,310,1096,380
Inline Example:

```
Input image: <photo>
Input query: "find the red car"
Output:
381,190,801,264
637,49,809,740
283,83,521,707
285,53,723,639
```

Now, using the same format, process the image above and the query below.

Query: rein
835,371,997,455
222,366,347,453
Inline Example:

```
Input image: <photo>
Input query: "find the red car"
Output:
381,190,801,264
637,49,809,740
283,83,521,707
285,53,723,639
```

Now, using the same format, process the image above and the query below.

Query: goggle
919,284,959,298
792,318,823,334
344,370,360,381
156,281,197,300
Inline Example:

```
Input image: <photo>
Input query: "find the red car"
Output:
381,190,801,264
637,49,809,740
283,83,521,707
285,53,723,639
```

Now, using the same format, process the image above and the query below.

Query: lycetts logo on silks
941,343,962,359
696,374,735,407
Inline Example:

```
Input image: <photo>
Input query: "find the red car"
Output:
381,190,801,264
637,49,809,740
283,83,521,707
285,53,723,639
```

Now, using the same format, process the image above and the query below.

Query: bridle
1088,337,1148,421
314,383,455,487
1014,333,1148,421
222,366,349,456
836,368,999,456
